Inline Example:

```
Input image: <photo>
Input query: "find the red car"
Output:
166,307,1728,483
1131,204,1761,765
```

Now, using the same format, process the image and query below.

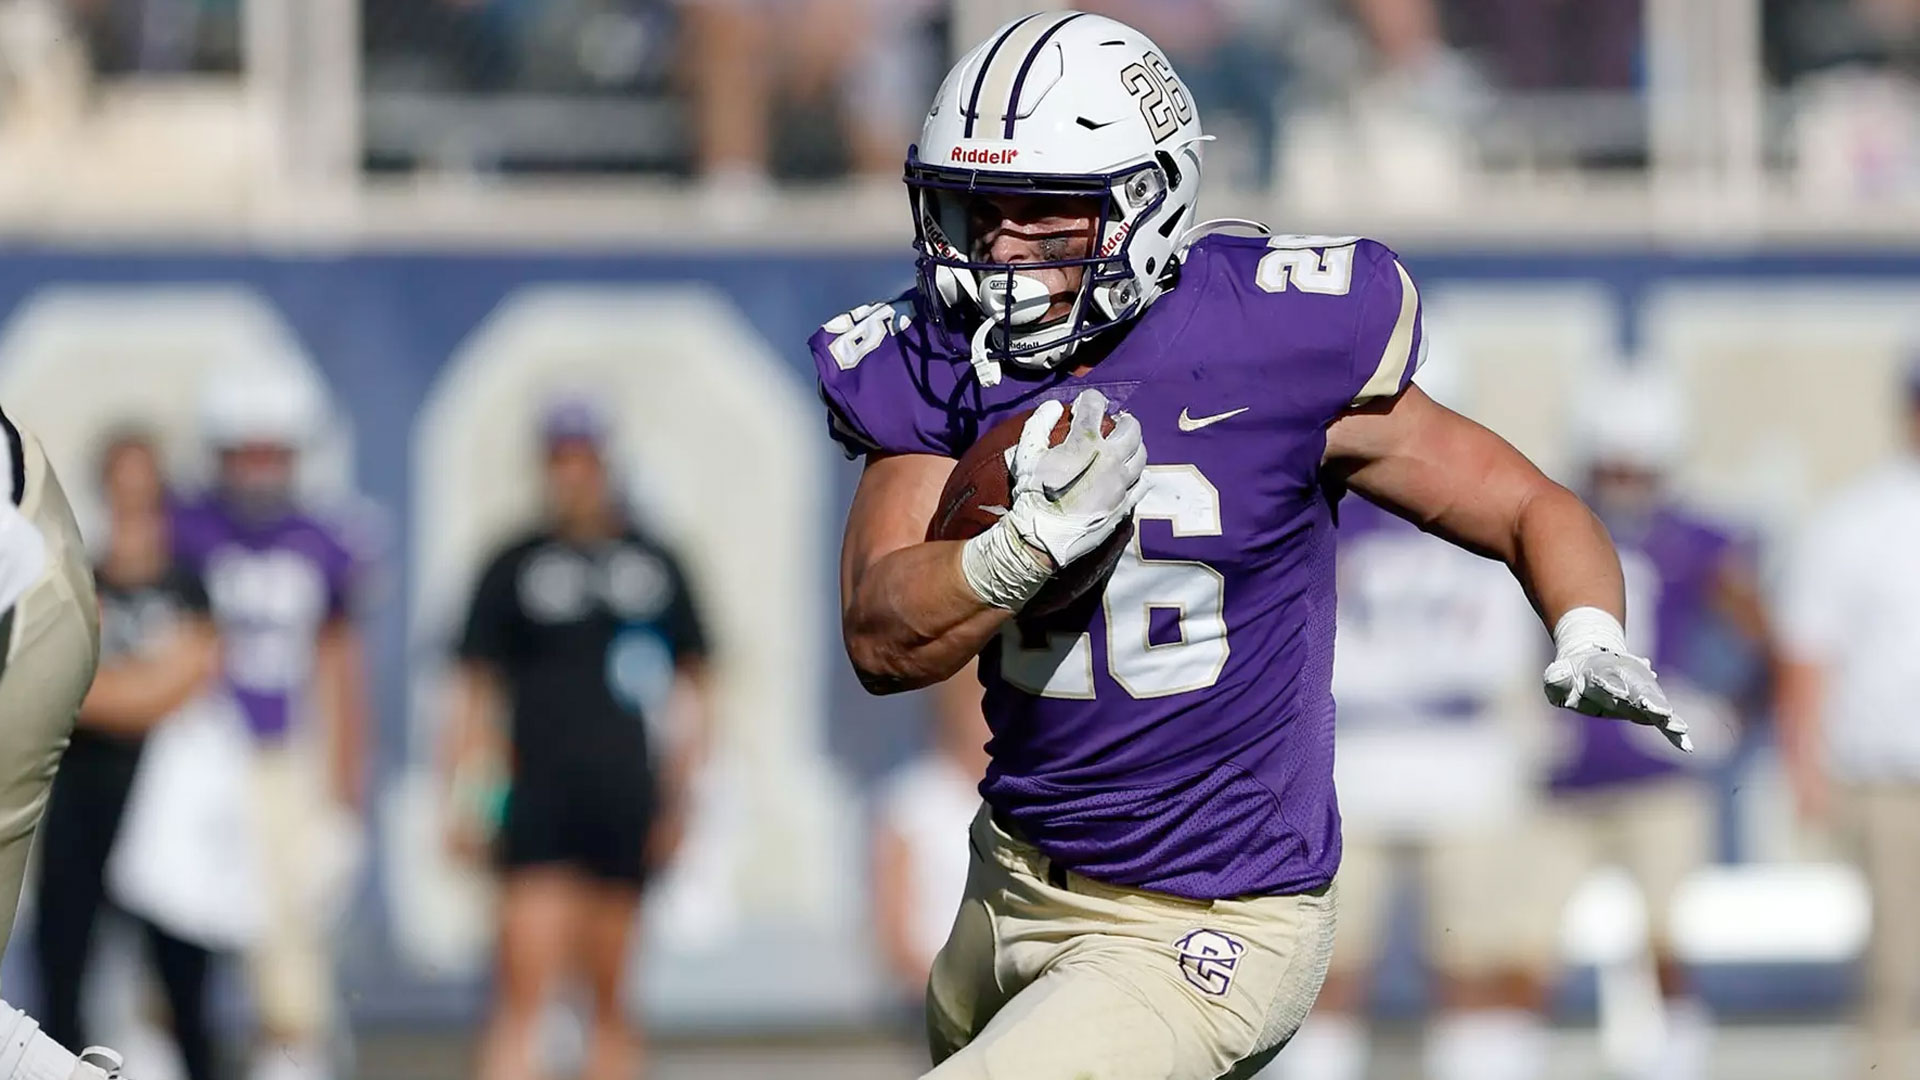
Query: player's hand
1544,646,1692,752
1002,389,1148,569
959,390,1147,610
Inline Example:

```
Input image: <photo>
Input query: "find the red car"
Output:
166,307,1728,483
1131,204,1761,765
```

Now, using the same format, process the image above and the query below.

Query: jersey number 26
1001,465,1229,699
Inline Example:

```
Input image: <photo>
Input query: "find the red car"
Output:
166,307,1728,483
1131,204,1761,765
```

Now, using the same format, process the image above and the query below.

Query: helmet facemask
906,147,1173,387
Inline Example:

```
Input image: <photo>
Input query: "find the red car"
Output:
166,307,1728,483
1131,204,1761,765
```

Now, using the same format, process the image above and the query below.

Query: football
926,406,1134,619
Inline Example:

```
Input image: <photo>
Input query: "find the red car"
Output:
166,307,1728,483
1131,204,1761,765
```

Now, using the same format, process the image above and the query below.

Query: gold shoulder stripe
1354,260,1421,404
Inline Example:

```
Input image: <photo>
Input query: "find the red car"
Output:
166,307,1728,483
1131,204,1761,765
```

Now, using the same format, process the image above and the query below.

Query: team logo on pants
1174,929,1245,996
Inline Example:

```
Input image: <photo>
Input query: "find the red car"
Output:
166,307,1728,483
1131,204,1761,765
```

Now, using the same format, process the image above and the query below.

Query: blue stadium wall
0,244,1910,1028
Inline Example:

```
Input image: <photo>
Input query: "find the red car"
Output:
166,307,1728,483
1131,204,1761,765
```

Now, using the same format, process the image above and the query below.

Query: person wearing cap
1777,356,1920,1080
172,369,370,1080
445,398,712,1080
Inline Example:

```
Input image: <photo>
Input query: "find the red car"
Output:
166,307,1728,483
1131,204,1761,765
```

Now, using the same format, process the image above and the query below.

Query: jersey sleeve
1182,235,1427,423
318,531,361,621
811,293,967,459
167,502,218,576
319,498,388,621
660,550,711,664
456,547,521,666
1339,240,1427,407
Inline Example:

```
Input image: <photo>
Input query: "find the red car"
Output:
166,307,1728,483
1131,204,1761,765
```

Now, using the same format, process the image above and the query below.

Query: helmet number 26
1120,54,1193,144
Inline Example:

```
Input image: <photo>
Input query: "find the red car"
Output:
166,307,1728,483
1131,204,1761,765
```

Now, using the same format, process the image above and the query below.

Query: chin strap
969,320,1004,389
965,274,1117,389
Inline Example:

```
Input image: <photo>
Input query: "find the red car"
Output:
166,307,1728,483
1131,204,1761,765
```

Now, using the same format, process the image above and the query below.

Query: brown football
926,406,1134,619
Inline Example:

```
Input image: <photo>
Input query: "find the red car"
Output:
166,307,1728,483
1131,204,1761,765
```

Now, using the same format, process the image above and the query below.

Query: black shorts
497,754,656,887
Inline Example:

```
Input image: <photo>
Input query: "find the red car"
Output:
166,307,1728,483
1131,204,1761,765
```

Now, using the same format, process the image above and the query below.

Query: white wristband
961,519,1053,611
1551,605,1629,657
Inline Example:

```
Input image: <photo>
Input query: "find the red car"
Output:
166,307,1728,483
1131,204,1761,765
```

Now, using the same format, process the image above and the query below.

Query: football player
0,404,124,1079
173,370,368,1080
1280,352,1547,1080
1498,366,1772,1080
814,12,1688,1077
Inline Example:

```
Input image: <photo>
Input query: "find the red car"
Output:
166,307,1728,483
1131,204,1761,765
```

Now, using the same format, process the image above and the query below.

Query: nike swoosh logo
1178,406,1249,432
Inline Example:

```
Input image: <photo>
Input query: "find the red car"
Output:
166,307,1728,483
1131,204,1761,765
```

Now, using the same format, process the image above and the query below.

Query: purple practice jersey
173,496,360,740
815,235,1426,900
1550,504,1743,791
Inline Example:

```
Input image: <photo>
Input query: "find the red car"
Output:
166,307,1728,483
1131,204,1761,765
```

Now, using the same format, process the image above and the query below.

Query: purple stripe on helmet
1004,12,1087,139
964,13,1042,140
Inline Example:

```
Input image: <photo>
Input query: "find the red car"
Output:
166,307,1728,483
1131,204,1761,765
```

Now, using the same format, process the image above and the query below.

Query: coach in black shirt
445,399,710,1080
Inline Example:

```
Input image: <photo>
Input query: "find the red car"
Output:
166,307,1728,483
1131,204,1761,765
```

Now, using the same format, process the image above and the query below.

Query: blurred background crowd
0,1,1914,1079
0,0,1915,225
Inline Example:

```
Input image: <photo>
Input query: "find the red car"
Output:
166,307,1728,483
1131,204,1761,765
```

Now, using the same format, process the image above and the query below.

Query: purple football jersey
1550,504,1740,791
1332,497,1540,729
172,496,360,740
816,235,1425,899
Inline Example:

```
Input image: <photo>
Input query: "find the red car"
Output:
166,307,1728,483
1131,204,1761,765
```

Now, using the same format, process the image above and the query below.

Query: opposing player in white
0,406,122,1079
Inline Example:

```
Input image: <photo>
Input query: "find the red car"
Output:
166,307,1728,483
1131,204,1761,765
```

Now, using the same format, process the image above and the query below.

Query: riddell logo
1098,223,1133,257
950,145,1020,166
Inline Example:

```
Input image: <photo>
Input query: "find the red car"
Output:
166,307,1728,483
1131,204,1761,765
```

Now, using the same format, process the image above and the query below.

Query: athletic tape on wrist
1551,605,1629,658
961,520,1053,611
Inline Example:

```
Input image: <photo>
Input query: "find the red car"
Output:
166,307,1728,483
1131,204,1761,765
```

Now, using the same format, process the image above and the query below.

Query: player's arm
1327,386,1622,624
1710,546,1785,696
841,393,1147,695
1775,657,1827,821
648,657,713,868
1325,386,1688,748
1772,518,1847,822
650,562,715,868
77,615,220,733
443,550,518,858
313,617,371,814
441,659,510,860
841,452,1014,695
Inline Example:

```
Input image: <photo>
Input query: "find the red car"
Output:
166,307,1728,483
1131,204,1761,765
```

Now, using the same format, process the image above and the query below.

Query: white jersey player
0,405,124,1079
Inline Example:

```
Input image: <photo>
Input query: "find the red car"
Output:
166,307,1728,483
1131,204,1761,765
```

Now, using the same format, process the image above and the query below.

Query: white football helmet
199,366,324,450
908,11,1206,386
1573,363,1690,474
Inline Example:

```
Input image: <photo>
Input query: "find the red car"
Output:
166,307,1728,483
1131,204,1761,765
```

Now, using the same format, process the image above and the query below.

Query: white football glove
1542,607,1692,752
961,389,1148,610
